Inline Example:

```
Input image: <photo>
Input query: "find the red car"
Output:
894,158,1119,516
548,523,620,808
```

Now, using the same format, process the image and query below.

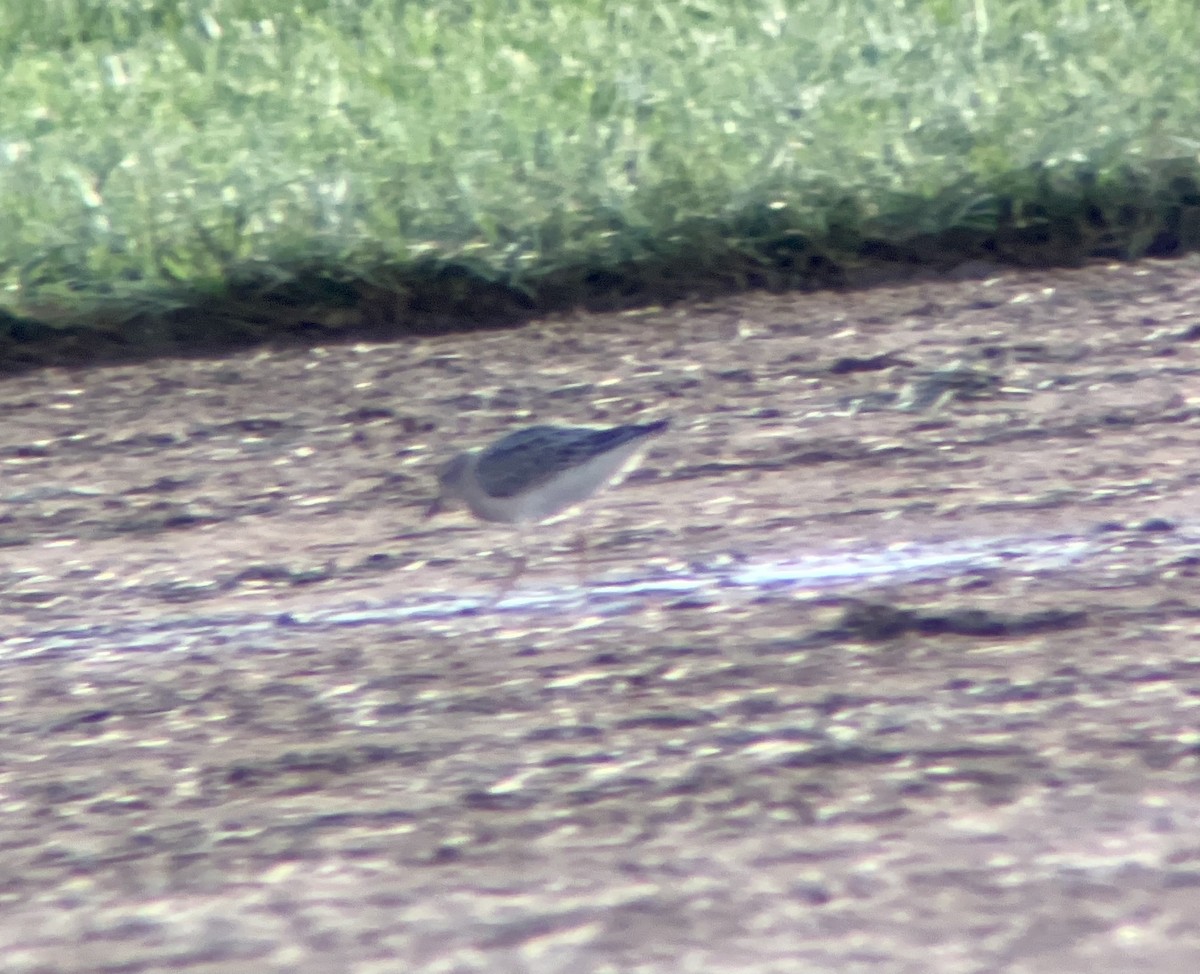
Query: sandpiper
426,419,668,524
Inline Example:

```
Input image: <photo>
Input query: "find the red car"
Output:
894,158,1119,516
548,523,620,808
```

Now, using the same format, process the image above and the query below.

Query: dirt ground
2,257,1200,973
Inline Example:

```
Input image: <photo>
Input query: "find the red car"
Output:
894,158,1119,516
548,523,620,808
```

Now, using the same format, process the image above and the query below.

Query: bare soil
3,257,1200,973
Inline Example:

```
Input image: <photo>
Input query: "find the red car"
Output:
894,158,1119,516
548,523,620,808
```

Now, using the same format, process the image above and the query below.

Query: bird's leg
566,528,597,612
494,555,527,603
566,506,599,606
570,529,591,588
493,526,530,603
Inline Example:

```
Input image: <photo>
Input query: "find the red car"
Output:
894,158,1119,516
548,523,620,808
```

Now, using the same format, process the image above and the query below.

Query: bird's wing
475,424,663,498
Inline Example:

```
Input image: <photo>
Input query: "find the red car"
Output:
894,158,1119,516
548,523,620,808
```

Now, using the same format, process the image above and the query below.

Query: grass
2,0,1199,352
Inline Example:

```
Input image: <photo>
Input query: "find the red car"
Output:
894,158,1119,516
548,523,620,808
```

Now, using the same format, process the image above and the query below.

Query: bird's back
475,420,668,500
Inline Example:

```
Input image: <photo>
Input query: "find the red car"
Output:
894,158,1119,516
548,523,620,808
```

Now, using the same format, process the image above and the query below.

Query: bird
425,419,669,593
426,419,668,524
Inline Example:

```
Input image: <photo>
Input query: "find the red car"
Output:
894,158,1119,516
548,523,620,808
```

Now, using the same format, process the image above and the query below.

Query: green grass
2,0,1199,344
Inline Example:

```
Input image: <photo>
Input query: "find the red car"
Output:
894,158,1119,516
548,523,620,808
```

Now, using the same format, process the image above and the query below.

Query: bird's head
424,451,472,519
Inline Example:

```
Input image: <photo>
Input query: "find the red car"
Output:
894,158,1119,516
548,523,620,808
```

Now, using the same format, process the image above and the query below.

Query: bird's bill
423,495,445,519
